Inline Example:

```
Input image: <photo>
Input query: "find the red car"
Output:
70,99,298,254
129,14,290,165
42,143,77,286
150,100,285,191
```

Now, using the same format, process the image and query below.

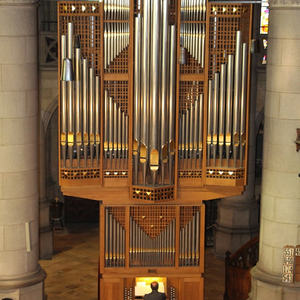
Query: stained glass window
260,0,269,34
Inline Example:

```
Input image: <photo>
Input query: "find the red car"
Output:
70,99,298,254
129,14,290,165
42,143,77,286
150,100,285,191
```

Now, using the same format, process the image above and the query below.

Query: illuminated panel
135,277,166,297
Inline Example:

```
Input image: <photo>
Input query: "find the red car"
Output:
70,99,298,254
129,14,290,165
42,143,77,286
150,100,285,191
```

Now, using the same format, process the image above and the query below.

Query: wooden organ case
57,1,253,299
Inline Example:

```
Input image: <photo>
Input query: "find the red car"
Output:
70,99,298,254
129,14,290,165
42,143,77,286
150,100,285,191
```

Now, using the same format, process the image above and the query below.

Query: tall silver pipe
240,43,248,168
134,15,141,184
185,109,190,164
189,101,194,168
160,0,169,184
61,35,67,68
109,96,114,168
82,59,88,167
195,211,200,265
212,72,219,166
89,68,95,165
117,107,122,165
104,90,109,164
113,100,118,166
219,64,226,166
233,31,242,167
207,80,213,166
198,94,203,166
193,99,199,166
105,209,109,266
122,111,126,167
75,48,81,167
125,114,129,163
95,76,100,165
169,25,176,184
149,0,161,185
60,59,68,168
66,59,74,167
225,55,234,166
140,0,151,184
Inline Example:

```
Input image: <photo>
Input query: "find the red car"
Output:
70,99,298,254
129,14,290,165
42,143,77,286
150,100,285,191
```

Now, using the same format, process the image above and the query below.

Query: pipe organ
57,1,253,299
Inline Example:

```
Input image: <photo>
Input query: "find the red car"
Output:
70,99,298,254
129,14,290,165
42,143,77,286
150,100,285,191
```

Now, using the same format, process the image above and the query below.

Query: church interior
0,0,299,299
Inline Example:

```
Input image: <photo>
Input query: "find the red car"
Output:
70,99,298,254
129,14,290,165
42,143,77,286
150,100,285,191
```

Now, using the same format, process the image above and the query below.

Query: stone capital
269,0,300,9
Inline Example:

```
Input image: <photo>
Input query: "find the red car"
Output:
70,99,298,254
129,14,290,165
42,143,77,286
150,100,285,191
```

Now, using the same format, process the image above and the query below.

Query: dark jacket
144,290,166,300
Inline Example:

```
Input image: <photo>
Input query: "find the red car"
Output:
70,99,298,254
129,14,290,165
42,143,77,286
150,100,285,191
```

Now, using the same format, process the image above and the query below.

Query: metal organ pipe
225,55,234,167
240,43,248,168
133,15,141,184
169,25,176,184
161,0,169,184
149,0,161,185
233,31,242,167
218,64,226,167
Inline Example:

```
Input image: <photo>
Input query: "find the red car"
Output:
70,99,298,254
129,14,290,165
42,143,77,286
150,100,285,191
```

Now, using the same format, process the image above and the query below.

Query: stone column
249,0,300,299
0,0,46,299
39,120,53,259
214,5,260,257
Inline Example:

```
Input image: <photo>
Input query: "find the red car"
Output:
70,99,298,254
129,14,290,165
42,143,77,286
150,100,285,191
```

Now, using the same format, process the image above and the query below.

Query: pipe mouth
61,58,74,81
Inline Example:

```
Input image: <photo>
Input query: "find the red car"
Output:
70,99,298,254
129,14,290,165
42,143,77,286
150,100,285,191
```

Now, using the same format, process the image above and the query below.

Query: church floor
40,223,224,300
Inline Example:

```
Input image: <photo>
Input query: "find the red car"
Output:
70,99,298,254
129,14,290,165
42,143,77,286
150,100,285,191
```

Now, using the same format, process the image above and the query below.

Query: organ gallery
57,0,253,299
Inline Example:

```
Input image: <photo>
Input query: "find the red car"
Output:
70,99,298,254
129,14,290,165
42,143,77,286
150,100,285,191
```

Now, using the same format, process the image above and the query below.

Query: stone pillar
0,0,46,298
214,5,260,257
249,0,300,299
39,120,53,259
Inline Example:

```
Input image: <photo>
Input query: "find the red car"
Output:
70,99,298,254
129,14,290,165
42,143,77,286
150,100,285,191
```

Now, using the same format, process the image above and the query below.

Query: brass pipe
240,43,248,168
201,24,205,68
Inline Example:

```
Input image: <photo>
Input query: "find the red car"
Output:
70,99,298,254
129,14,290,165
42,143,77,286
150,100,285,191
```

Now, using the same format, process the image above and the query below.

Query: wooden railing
224,236,259,300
